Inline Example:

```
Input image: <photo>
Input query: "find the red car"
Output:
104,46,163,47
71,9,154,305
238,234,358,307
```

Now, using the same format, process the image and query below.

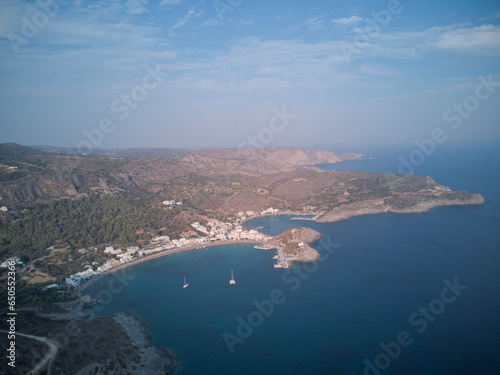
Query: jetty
273,247,289,269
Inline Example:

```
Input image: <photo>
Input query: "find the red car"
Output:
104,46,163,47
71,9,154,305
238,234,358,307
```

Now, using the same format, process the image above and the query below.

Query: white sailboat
183,276,189,289
229,269,236,285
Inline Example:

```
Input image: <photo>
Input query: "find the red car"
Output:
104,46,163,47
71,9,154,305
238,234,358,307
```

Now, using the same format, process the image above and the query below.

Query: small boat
183,276,189,289
229,269,236,285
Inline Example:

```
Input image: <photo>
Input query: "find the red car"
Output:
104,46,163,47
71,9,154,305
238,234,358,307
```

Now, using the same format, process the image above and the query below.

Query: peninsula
0,143,483,283
0,143,484,374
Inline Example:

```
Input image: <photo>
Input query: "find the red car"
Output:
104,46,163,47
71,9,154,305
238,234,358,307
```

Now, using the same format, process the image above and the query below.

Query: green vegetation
0,193,180,260
0,169,28,182
377,173,397,184
0,279,71,305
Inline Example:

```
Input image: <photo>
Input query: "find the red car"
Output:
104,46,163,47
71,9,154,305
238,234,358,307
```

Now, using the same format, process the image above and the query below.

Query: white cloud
0,14,174,101
170,6,204,32
239,19,254,26
71,0,123,19
159,0,183,5
331,15,364,26
337,23,500,61
0,0,47,39
430,24,500,55
359,64,401,77
201,18,222,27
125,0,148,15
377,24,500,58
304,16,326,31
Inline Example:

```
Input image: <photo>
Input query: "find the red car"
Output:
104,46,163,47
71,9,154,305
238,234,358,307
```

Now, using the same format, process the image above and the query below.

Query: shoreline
79,239,262,292
240,210,322,225
314,194,485,224
78,194,484,292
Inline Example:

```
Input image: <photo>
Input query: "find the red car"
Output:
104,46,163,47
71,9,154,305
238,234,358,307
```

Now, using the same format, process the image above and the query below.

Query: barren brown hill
195,147,363,166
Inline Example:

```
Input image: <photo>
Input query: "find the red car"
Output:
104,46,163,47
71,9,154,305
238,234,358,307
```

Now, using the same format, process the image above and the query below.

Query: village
61,207,284,291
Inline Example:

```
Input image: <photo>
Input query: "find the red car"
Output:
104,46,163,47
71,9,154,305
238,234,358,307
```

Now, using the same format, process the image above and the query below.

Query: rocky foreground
113,312,178,375
0,301,177,375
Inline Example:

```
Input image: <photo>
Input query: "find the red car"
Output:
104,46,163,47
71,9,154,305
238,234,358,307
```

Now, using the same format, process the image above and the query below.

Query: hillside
195,146,363,166
0,143,484,272
31,145,192,160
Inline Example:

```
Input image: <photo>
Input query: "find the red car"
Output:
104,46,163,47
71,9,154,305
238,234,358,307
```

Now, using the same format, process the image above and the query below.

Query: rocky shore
113,312,178,375
266,227,323,265
8,301,179,375
316,191,485,223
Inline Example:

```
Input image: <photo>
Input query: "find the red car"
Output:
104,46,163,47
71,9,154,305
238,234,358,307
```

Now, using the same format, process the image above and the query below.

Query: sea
86,144,500,375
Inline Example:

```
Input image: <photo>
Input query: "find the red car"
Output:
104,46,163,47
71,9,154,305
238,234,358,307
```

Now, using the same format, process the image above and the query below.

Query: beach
79,239,262,292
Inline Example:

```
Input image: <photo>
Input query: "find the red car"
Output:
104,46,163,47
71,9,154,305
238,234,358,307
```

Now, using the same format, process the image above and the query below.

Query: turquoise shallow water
87,145,500,375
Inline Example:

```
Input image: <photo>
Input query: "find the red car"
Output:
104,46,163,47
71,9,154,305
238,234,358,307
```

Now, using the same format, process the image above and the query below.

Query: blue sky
0,0,499,150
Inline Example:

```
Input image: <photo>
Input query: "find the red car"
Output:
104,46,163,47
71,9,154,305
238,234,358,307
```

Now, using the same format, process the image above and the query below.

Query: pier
274,247,289,269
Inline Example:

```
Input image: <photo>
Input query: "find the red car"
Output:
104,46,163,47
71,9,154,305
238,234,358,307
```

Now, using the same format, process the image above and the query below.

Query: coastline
78,192,484,292
240,210,322,225
315,194,485,224
79,239,262,292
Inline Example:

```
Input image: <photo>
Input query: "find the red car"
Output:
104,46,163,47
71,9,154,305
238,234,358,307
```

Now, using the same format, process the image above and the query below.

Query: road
0,329,58,375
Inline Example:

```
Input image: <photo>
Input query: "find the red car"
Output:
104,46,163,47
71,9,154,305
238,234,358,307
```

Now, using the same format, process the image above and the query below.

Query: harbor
273,247,290,269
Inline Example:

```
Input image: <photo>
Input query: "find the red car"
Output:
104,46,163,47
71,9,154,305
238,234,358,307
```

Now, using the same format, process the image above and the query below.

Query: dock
273,247,289,269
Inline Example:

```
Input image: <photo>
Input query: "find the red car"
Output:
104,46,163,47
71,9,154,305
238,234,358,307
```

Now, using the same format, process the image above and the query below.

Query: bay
86,144,500,375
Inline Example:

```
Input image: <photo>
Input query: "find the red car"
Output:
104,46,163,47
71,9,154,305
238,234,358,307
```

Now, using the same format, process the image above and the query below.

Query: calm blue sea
86,145,500,375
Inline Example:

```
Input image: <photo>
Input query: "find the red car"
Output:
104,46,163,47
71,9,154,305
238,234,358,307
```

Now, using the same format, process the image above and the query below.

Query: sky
0,0,499,151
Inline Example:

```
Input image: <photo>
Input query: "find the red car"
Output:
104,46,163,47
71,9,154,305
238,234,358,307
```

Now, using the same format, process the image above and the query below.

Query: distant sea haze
87,145,500,375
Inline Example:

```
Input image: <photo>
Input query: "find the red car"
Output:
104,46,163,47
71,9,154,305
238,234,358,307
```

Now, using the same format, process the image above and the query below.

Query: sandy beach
79,239,263,292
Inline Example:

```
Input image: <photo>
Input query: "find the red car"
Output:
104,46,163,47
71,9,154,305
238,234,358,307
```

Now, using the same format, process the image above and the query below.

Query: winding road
0,329,58,375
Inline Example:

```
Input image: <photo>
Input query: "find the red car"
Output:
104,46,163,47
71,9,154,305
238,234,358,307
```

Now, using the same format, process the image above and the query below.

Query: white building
104,246,122,255
152,235,170,242
65,269,96,286
97,262,113,273
192,222,209,234
43,283,60,290
228,232,239,240
261,207,279,215
119,254,134,264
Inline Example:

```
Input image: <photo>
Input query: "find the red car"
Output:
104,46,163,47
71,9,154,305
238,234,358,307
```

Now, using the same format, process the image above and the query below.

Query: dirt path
219,192,237,211
1,329,58,375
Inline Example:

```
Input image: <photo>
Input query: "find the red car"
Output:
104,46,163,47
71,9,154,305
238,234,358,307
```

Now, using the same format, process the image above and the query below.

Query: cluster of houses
65,246,140,286
54,207,282,289
162,200,183,206
191,219,269,242
0,165,17,170
234,208,278,221
261,207,280,215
